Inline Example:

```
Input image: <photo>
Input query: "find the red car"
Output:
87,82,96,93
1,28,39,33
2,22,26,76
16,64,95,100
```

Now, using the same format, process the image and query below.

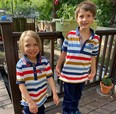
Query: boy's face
76,9,94,30
23,36,40,60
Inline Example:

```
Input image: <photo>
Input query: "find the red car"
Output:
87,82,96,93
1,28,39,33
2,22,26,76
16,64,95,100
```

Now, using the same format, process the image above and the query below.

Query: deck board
45,86,116,114
0,70,116,114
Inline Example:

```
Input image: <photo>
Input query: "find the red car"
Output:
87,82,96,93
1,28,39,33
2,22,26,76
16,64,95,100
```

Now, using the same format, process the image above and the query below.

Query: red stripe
67,31,76,36
29,88,47,97
60,74,88,80
46,66,51,71
94,36,100,41
66,55,91,61
23,70,33,75
16,72,24,76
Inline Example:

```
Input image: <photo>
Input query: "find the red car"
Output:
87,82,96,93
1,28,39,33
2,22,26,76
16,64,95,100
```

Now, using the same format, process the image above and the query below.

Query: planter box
53,19,98,37
53,19,77,36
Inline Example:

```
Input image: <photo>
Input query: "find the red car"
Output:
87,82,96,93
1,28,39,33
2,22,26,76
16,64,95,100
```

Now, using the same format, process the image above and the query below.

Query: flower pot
100,81,113,94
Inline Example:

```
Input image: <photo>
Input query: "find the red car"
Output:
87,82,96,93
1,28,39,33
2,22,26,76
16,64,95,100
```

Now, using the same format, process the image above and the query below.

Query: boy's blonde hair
75,0,96,19
19,30,42,54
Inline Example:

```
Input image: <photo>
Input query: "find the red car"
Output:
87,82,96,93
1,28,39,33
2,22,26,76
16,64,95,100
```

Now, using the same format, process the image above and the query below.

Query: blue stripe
62,71,89,75
85,45,94,50
16,66,22,69
62,46,67,51
16,81,25,84
92,50,98,53
63,66,89,71
27,83,47,91
38,97,47,107
67,50,80,53
68,43,80,47
63,40,68,45
81,51,92,56
94,46,99,49
25,79,46,86
47,75,52,78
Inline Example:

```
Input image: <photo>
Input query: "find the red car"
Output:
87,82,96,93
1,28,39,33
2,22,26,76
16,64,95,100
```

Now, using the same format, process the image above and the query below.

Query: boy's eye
79,15,84,18
87,15,91,17
25,44,30,47
34,44,38,46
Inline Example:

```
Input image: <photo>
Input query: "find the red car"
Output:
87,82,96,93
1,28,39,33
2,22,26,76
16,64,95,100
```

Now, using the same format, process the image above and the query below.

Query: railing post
0,21,22,114
111,42,116,83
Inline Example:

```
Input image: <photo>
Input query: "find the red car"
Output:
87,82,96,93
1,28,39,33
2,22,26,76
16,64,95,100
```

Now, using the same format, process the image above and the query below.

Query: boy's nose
83,17,87,21
30,46,35,49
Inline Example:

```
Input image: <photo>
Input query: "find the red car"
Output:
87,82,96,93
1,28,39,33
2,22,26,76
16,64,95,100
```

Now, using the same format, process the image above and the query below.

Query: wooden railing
0,22,116,114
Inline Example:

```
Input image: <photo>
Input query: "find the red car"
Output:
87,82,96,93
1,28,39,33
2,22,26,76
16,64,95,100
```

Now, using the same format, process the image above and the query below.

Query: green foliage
0,0,114,27
101,75,112,86
14,1,39,18
0,0,11,13
37,0,52,20
92,0,112,27
56,3,76,20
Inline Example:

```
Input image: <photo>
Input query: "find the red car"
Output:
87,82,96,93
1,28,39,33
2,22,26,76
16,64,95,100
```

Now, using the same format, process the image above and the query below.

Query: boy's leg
23,106,32,114
37,105,45,114
62,82,85,114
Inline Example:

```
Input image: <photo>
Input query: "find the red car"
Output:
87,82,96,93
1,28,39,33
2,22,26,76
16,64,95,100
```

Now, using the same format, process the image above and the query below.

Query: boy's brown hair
75,0,97,19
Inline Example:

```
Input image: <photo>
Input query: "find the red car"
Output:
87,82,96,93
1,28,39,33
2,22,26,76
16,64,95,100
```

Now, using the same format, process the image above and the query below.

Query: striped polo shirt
59,28,100,83
16,55,52,107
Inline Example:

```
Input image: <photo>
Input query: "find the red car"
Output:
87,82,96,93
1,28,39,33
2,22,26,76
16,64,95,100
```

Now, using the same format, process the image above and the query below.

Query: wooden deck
0,71,13,111
0,70,116,114
45,86,116,114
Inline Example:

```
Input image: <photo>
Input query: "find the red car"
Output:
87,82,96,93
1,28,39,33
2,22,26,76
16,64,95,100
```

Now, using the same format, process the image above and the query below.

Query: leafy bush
56,3,76,20
14,1,39,18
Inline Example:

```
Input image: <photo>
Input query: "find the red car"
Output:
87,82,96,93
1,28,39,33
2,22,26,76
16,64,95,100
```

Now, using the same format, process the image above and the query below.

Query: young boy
16,30,59,114
56,1,100,114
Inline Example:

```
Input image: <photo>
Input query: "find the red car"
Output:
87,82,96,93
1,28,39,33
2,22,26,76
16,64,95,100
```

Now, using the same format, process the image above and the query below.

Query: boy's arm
47,77,60,105
19,84,32,103
88,56,96,80
19,84,38,113
56,51,66,75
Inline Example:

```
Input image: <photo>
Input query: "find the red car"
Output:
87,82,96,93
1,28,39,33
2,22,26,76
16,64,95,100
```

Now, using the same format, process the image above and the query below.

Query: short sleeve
44,60,53,78
16,62,25,84
91,36,100,57
61,37,68,52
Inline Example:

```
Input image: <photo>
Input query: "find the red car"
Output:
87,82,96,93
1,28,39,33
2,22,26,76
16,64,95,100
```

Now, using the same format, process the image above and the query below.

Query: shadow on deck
45,86,116,114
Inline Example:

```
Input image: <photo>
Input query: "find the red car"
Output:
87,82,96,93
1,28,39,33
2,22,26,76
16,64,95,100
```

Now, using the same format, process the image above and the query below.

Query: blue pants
23,105,45,114
63,82,85,114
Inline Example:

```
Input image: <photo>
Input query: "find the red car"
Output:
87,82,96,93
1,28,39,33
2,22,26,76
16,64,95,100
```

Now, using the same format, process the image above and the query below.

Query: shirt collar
23,53,41,66
76,27,95,40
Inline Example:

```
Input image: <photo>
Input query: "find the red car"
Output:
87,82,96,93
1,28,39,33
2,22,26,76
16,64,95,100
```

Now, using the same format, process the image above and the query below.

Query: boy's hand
53,93,60,105
55,66,61,76
28,100,38,113
88,73,95,80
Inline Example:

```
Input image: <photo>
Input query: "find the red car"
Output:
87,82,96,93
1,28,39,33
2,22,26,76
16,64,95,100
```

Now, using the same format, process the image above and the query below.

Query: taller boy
56,1,100,114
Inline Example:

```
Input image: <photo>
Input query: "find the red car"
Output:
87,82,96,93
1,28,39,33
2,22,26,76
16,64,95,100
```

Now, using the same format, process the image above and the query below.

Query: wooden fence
0,21,116,114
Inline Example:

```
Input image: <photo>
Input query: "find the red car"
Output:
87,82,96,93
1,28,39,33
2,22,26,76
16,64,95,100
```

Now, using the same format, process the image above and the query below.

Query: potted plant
53,3,77,36
100,75,113,94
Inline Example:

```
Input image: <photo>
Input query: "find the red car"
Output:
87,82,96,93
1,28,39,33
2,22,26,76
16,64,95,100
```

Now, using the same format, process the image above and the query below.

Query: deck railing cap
0,21,13,24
